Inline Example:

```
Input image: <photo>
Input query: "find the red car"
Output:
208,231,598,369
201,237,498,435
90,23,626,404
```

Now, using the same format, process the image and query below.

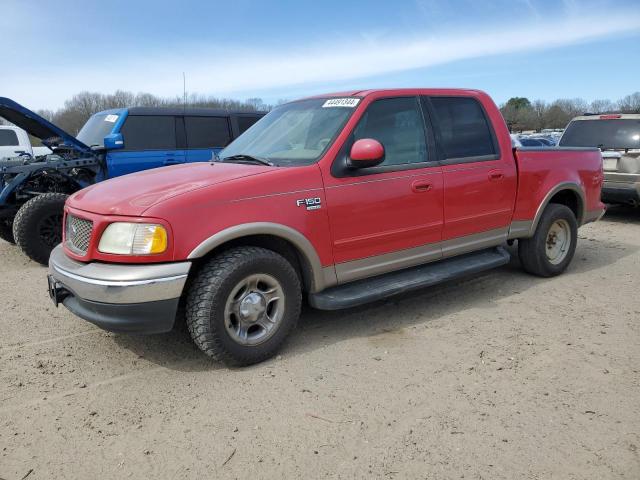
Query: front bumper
48,245,191,334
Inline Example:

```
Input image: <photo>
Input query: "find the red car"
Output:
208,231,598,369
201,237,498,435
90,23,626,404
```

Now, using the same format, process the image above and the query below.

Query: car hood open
68,162,272,216
0,97,91,153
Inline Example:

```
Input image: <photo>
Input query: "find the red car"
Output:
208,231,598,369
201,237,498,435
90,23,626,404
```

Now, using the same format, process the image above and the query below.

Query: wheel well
547,189,582,222
192,235,314,292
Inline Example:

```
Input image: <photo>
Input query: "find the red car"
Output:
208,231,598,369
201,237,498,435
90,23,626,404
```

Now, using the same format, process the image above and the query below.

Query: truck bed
512,146,603,224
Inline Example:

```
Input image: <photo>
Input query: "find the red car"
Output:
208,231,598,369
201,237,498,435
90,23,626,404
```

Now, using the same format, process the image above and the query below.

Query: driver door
323,97,444,283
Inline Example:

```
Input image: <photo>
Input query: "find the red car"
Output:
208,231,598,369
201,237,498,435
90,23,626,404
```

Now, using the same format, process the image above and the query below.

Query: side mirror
349,138,384,168
103,133,124,150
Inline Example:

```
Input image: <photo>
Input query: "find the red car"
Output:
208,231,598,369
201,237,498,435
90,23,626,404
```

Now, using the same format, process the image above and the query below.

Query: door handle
411,180,433,193
488,170,504,181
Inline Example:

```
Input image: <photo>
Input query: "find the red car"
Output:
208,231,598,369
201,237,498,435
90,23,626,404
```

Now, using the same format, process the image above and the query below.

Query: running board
309,247,510,310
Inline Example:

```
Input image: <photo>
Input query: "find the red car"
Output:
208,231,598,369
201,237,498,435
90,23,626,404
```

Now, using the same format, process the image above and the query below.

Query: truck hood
68,162,272,216
0,97,91,153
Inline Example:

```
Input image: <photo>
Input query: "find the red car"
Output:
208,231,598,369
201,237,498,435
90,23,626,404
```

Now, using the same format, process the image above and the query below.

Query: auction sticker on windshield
104,114,118,123
322,98,360,108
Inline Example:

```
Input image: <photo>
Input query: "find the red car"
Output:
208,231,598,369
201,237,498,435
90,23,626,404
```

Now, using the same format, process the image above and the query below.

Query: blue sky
3,0,640,110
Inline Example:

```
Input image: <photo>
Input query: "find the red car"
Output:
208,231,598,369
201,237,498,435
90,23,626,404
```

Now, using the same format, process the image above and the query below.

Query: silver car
559,114,640,206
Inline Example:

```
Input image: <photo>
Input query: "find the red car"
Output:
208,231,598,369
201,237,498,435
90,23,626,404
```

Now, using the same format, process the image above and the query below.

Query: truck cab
77,107,264,178
0,125,34,159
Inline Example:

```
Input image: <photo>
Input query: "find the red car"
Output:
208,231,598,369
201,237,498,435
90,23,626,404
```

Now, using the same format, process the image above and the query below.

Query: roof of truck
303,88,485,100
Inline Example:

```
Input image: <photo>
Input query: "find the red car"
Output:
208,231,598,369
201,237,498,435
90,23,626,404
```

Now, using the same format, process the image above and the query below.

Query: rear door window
121,116,176,150
428,97,497,160
0,129,19,146
185,116,231,148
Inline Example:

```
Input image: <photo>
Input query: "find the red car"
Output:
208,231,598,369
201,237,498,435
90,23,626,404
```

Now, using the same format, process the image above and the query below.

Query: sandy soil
1,207,639,479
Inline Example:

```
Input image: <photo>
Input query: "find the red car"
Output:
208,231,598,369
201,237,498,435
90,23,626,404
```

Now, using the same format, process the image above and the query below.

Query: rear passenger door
108,115,185,177
184,115,232,162
424,96,517,251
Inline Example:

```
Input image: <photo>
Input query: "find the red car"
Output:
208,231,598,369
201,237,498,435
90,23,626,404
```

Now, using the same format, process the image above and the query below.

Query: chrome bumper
47,245,191,334
48,245,190,304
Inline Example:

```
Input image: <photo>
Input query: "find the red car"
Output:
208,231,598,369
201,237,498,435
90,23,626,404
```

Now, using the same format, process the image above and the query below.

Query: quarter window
121,116,176,150
185,116,231,149
353,97,427,166
429,97,496,159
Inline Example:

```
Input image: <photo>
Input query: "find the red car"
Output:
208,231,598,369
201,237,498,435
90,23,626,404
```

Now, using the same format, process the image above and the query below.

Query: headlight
98,223,168,255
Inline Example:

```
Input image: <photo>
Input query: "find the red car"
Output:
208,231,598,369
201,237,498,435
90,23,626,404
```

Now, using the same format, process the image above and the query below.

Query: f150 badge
296,197,322,211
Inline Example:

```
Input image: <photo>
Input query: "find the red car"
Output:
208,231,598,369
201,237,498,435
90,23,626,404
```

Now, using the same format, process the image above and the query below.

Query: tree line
500,92,640,132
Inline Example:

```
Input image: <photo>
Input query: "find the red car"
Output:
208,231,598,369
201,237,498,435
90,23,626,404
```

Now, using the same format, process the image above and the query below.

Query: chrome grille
65,215,93,254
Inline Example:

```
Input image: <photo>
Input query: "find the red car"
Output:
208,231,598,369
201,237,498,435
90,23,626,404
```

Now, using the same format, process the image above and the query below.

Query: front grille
65,215,93,255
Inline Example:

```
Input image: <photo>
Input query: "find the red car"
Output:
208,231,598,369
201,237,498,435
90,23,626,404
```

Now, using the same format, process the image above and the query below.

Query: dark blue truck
0,98,264,264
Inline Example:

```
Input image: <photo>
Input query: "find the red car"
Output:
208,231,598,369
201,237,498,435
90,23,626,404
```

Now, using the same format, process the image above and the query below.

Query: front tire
13,193,68,265
185,246,302,366
518,204,577,277
0,218,15,244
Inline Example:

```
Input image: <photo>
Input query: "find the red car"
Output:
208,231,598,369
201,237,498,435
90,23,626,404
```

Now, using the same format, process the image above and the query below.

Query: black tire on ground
186,246,302,366
518,203,578,277
13,193,68,265
0,219,15,244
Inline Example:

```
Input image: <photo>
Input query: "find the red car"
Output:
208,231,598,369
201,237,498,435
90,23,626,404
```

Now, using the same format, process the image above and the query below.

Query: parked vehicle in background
48,88,605,366
532,137,556,146
0,97,264,263
559,114,640,206
519,137,546,147
510,134,523,147
0,125,51,159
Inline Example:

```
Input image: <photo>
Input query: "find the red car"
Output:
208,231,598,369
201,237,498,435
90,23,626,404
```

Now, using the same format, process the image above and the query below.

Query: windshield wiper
219,154,275,167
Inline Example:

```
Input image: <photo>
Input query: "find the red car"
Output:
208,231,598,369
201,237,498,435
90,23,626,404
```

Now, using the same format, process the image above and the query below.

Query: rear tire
186,246,301,366
518,204,577,277
0,219,15,244
13,193,68,265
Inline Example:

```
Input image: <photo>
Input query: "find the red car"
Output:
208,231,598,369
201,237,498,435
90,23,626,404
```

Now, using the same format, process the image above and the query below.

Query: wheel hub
545,219,571,265
239,292,266,323
224,273,286,346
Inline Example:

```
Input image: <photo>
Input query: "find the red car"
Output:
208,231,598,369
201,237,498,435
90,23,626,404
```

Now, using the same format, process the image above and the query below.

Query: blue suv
0,97,264,264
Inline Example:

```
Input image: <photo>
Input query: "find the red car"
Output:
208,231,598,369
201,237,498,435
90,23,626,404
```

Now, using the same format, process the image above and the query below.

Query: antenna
182,72,187,114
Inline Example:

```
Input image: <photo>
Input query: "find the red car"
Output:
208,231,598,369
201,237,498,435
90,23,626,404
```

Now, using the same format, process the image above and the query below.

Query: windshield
219,98,358,166
559,119,640,150
77,113,119,148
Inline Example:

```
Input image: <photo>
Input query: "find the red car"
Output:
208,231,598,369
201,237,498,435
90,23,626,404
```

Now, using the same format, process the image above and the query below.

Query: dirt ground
0,207,639,480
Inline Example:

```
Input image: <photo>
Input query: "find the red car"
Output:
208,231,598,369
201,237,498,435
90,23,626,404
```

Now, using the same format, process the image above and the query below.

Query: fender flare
527,182,586,237
187,222,335,292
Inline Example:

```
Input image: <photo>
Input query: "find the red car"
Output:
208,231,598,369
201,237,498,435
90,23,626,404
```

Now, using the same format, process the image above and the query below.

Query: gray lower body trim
334,227,508,284
61,295,179,334
583,208,606,224
48,245,191,304
441,227,508,258
508,220,534,239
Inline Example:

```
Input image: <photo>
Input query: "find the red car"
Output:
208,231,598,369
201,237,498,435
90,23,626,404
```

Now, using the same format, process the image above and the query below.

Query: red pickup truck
47,89,605,365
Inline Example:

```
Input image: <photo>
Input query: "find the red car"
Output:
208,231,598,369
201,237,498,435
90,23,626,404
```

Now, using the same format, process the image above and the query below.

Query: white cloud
4,8,640,109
